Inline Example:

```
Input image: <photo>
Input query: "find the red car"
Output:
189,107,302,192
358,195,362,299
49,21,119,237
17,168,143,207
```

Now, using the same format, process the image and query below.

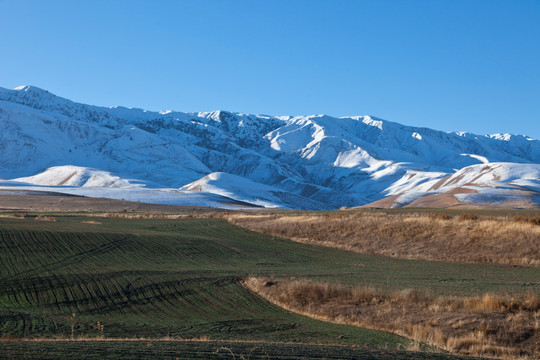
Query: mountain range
1,85,539,210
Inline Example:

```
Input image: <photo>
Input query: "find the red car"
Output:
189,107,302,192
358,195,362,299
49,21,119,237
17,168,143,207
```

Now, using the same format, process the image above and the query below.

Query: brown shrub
428,213,452,220
514,216,540,225
512,215,528,223
35,215,56,222
457,213,479,221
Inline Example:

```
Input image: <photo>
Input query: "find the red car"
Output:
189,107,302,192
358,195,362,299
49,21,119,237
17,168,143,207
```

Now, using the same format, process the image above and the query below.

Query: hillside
1,85,539,209
1,215,537,359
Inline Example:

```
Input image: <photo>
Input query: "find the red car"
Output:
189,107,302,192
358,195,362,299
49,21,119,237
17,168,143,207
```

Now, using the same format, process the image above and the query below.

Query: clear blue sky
1,0,539,138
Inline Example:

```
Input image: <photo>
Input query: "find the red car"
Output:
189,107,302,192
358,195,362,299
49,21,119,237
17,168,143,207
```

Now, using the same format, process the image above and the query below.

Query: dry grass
93,211,241,219
34,215,56,222
228,212,540,266
512,216,540,225
0,336,261,343
457,213,479,221
81,220,102,224
245,277,540,359
0,213,27,219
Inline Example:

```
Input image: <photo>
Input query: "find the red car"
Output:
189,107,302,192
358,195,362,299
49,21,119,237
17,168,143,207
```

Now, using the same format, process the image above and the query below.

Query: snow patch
361,116,383,130
488,133,512,141
460,154,489,164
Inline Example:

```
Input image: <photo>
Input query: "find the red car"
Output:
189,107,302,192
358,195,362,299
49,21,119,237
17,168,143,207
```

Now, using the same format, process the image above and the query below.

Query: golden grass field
228,211,540,266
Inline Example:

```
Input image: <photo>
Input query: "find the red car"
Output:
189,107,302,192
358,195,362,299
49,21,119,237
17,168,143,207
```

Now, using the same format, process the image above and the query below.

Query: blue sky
1,0,539,138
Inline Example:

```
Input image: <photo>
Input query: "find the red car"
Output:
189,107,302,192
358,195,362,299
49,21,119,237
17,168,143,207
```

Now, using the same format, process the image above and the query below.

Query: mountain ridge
1,85,538,209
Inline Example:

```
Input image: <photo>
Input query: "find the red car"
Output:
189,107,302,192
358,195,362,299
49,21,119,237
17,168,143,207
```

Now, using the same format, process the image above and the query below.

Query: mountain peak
14,85,49,94
361,116,383,130
9,85,58,104
197,110,234,123
14,85,31,91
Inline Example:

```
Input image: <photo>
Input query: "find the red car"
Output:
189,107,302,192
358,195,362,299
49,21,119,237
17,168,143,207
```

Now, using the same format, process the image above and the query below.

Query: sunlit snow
0,85,539,209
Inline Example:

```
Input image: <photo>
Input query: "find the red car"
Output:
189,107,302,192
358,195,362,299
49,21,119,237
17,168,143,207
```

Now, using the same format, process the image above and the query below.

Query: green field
0,216,537,358
0,340,486,360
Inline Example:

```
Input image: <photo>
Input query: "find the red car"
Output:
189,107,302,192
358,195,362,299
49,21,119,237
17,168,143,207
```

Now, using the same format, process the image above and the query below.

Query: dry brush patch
228,213,540,266
34,215,56,221
244,277,540,359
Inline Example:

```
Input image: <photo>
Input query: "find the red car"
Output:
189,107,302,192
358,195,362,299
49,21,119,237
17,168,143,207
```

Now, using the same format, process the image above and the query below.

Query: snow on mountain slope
260,114,540,207
0,97,211,186
181,172,331,210
367,163,540,208
0,182,260,210
0,85,539,209
12,166,138,187
433,163,540,189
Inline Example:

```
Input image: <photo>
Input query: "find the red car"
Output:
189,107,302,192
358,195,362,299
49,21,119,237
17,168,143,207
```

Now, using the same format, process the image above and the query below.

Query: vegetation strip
228,211,540,266
0,339,479,360
245,277,540,359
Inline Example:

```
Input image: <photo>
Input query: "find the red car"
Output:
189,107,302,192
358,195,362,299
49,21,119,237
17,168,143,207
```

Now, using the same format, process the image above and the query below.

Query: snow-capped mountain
0,85,539,209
